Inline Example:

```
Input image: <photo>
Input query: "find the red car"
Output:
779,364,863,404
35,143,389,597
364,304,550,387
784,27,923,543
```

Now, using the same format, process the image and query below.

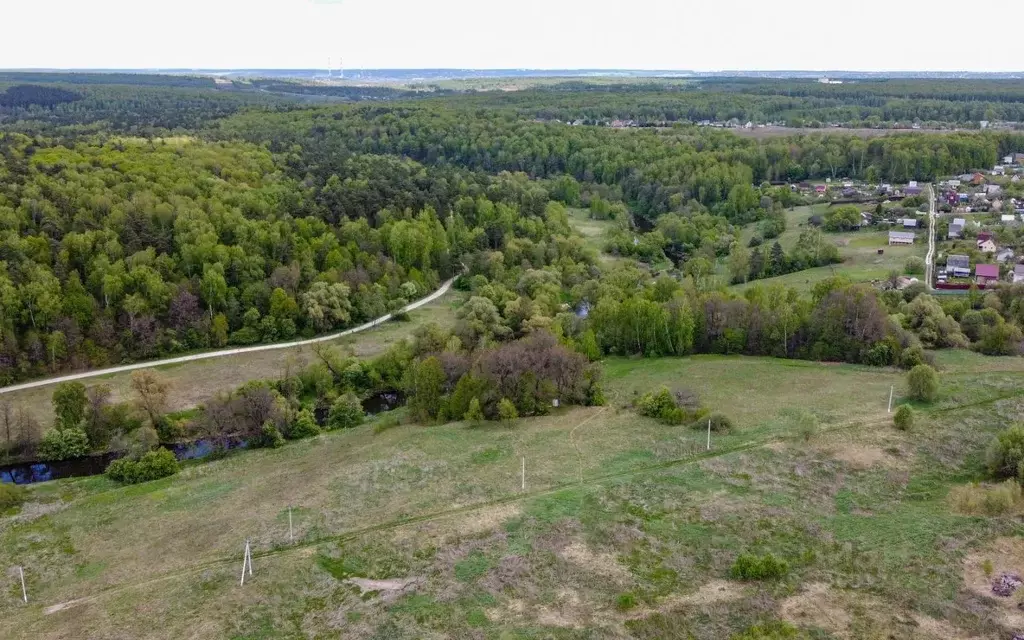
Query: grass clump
948,481,1023,516
615,592,639,611
0,483,27,510
730,553,789,581
893,405,914,431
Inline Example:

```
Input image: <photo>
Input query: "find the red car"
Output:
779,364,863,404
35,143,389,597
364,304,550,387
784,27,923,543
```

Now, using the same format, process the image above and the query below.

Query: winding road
0,277,456,396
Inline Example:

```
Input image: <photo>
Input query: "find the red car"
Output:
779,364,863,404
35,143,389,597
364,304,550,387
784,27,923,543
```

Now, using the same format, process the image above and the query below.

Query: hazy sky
4,0,1022,71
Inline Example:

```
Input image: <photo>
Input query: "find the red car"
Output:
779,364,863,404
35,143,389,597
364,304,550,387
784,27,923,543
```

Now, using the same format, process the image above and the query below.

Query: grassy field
3,352,1023,639
732,220,927,294
2,290,462,428
567,207,635,268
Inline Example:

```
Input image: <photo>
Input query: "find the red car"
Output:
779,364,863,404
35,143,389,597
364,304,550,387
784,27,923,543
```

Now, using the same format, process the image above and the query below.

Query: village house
987,184,1003,196
979,238,997,253
976,264,1000,285
815,185,827,194
947,254,971,278
1014,264,1024,284
888,231,915,245
972,172,986,185
900,218,919,229
997,247,1016,263
948,217,966,239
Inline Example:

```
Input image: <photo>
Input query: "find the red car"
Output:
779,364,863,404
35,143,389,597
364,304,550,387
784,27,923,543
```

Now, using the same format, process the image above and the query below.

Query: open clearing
3,290,461,427
3,351,1024,638
732,213,927,294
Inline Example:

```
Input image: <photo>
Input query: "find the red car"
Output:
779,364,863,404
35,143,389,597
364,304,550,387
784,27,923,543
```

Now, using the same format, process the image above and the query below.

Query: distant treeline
0,85,81,108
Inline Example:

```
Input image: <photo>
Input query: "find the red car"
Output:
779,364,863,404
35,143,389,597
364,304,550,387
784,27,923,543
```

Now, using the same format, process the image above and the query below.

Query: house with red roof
975,263,1000,285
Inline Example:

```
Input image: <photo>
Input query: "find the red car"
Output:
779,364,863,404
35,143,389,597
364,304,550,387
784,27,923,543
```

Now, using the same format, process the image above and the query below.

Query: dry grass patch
781,582,979,639
949,482,1024,516
559,541,632,583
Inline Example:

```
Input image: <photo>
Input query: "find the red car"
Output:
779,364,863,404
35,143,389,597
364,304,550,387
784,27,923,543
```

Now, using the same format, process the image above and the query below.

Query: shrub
288,409,321,439
904,256,926,275
730,553,789,581
893,405,914,430
464,397,485,424
257,422,285,449
498,398,519,428
38,427,90,461
985,425,1024,481
900,345,927,369
691,413,734,433
907,364,938,402
949,481,1022,516
106,448,179,484
0,483,27,510
327,393,364,430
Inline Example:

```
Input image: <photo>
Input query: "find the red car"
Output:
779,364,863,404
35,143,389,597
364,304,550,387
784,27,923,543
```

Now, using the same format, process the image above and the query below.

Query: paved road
925,184,937,289
0,277,456,395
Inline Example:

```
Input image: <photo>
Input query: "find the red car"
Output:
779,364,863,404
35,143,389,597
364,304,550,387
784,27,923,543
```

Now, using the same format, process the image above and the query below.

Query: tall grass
949,480,1022,516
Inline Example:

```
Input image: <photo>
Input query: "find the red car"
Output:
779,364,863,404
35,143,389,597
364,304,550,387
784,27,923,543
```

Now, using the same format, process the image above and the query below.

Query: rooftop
947,254,970,269
976,264,999,278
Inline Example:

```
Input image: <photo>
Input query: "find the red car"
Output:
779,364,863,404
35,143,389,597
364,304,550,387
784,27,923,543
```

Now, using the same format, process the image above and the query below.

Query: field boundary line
569,407,607,484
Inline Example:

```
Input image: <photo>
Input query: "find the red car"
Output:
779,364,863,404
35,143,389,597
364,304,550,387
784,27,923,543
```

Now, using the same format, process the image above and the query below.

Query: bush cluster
105,448,179,484
635,386,707,425
37,428,90,461
730,553,789,581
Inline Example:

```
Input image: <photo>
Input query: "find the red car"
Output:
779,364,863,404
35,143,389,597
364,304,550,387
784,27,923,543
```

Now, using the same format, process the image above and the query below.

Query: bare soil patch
345,577,423,603
828,444,892,469
964,537,1024,631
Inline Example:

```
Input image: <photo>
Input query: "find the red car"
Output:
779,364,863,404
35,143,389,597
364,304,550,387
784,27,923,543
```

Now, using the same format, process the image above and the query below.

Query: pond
362,390,404,415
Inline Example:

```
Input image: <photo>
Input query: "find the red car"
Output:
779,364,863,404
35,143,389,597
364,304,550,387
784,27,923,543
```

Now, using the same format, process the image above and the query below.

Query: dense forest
1,73,1024,395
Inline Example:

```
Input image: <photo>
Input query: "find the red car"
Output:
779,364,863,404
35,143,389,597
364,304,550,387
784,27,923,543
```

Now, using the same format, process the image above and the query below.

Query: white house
1002,214,1017,224
889,231,916,245
997,248,1016,263
979,238,998,253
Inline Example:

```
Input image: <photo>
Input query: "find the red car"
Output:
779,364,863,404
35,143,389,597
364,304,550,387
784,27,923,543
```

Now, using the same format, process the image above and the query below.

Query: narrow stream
0,391,404,485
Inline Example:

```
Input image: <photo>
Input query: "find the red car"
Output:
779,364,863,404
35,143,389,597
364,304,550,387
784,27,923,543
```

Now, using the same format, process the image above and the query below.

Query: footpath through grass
2,354,1024,639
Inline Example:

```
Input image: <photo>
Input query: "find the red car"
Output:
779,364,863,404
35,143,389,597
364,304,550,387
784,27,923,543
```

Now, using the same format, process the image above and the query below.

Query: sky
3,0,1023,72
